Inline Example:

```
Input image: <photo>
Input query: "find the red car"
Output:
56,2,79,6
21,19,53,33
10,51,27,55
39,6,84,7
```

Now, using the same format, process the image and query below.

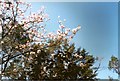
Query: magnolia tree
0,0,99,80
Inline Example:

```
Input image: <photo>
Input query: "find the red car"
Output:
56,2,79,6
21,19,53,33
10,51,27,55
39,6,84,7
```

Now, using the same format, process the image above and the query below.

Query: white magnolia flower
43,67,46,72
74,53,79,58
72,28,77,34
53,73,57,77
79,56,83,59
77,25,81,30
51,53,55,59
58,16,60,18
61,33,66,37
51,53,55,56
1,41,4,44
58,20,62,23
63,55,66,58
57,30,61,35
30,52,35,55
15,46,18,49
26,53,29,55
57,35,62,40
13,69,17,72
37,50,41,53
80,63,84,67
65,31,68,35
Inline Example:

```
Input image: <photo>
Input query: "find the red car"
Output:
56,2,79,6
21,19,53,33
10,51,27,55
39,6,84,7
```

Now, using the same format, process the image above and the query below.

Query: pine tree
108,56,120,80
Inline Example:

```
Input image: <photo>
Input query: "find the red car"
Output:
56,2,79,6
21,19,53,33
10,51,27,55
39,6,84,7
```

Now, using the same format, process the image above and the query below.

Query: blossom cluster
0,0,81,46
1,1,82,67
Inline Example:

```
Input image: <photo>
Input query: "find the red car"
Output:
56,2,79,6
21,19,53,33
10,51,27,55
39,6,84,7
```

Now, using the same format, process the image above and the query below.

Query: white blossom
43,67,46,72
51,53,55,59
13,69,17,72
74,53,79,58
72,28,77,34
30,51,35,55
58,16,60,18
77,25,81,30
80,63,84,67
79,55,83,59
37,50,41,53
1,41,4,44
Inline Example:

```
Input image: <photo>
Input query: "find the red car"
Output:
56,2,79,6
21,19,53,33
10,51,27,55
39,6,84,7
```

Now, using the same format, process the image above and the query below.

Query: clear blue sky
29,2,118,79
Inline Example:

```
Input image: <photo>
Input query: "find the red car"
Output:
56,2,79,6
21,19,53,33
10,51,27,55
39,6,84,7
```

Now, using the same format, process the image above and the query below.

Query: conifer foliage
108,56,120,77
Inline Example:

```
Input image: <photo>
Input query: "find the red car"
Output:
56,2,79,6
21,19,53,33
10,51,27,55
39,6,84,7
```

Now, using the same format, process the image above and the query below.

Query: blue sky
29,2,118,79
26,0,119,2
